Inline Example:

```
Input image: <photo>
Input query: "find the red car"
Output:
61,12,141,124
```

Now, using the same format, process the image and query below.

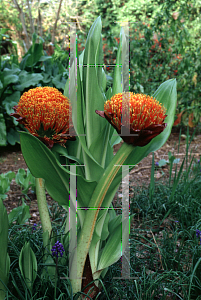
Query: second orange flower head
11,87,76,148
96,92,167,147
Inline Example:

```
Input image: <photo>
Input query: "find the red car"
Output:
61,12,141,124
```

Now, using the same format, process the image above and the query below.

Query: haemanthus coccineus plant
11,17,177,299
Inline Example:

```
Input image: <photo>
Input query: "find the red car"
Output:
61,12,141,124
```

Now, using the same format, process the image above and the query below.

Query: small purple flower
32,223,37,230
155,162,159,167
196,230,201,244
51,241,65,258
198,160,200,164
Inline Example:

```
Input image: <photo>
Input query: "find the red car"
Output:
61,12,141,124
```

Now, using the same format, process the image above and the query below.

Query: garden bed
1,129,201,225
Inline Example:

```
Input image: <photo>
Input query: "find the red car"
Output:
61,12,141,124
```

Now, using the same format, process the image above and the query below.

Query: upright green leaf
96,216,130,273
0,199,10,299
83,16,106,149
19,242,37,293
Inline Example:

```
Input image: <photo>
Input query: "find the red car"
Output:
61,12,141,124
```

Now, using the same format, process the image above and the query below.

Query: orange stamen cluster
13,87,75,147
104,92,166,131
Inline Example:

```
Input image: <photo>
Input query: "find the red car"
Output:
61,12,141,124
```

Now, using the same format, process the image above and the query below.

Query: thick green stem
35,178,52,239
70,142,134,293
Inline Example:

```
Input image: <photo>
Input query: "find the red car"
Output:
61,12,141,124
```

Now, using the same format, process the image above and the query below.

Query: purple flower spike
51,241,65,258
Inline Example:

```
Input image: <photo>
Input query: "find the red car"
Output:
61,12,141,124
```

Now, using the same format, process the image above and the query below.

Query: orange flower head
11,87,76,148
96,92,167,147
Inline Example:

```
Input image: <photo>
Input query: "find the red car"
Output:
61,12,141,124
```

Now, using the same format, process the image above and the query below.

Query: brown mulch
1,129,201,225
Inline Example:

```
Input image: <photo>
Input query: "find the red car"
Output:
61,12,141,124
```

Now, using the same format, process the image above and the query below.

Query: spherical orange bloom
11,87,75,148
96,92,167,147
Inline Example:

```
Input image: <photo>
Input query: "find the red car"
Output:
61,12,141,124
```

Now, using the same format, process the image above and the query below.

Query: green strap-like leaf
83,16,106,149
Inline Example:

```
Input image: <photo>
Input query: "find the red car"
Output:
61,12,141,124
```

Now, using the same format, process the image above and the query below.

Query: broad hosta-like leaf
15,72,43,91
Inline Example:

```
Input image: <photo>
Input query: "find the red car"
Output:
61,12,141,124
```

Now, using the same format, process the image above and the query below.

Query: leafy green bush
15,168,36,194
0,33,69,146
0,168,36,201
1,0,201,147
0,171,15,200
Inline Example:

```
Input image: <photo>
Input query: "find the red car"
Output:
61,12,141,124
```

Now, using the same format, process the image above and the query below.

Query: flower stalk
35,178,52,241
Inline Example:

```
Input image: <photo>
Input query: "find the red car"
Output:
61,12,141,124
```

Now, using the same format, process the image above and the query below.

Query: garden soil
1,129,201,226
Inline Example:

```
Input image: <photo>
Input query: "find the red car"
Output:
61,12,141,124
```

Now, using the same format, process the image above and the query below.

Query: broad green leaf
101,68,107,92
112,29,122,95
41,254,56,284
0,199,9,269
19,242,37,292
52,143,85,177
108,214,122,234
78,50,85,82
105,86,112,99
110,134,122,147
8,200,31,225
39,56,52,62
3,66,20,75
7,128,20,145
19,131,97,225
15,168,27,186
1,171,15,181
83,16,106,149
2,91,21,115
0,113,6,146
89,122,113,168
0,199,10,299
19,54,31,70
0,254,10,299
24,43,43,67
0,28,10,35
18,203,31,224
89,210,108,275
52,74,66,90
96,216,130,275
3,74,18,87
0,177,11,195
52,144,84,166
67,56,105,181
41,72,51,84
15,72,43,91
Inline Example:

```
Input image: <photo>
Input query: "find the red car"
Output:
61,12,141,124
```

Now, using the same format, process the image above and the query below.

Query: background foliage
0,0,201,146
